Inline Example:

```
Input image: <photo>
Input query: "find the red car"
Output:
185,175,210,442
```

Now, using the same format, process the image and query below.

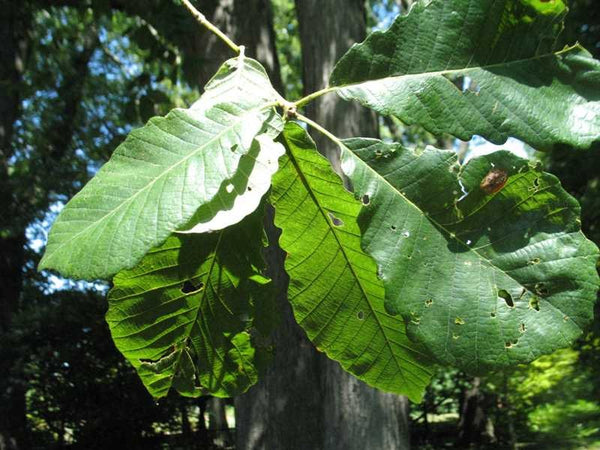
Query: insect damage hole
357,311,365,320
529,296,541,311
328,212,344,227
498,289,514,308
181,280,205,294
361,194,370,205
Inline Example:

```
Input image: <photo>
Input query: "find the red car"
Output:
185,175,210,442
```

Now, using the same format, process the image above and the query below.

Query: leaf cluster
39,0,600,402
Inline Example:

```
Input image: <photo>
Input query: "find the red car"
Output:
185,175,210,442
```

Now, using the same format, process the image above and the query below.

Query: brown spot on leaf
480,168,508,195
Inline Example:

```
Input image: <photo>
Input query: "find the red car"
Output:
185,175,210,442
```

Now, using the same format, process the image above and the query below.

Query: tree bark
457,377,497,447
295,2,410,449
236,1,410,449
0,0,29,334
235,207,324,449
0,2,31,449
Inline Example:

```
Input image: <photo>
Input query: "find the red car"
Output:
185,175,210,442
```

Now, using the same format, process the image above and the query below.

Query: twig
180,0,241,54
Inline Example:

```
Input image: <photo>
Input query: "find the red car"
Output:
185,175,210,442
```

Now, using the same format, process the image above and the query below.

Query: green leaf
179,135,285,233
341,138,600,372
39,55,283,280
330,0,600,150
106,209,275,399
271,123,433,401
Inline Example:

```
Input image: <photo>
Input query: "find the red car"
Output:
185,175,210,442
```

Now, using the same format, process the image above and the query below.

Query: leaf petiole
295,112,343,147
293,86,339,109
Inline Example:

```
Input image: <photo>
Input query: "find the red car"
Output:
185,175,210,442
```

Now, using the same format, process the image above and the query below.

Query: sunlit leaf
271,123,433,401
39,55,282,279
330,0,600,150
106,209,274,398
341,138,600,371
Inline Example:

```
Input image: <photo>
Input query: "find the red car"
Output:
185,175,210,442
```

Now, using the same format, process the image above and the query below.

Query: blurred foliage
1,290,185,448
272,0,302,99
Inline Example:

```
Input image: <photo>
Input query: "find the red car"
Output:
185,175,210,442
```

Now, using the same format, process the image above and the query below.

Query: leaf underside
106,209,275,399
179,135,285,234
330,0,600,150
40,56,282,280
341,138,600,372
271,123,433,402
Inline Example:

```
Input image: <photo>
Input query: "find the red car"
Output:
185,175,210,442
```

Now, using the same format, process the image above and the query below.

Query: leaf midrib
332,44,577,91
156,231,225,397
42,103,271,267
341,144,542,300
285,143,421,384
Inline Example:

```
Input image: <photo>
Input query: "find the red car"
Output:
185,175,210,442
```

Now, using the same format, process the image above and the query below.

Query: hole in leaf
357,311,365,320
505,342,514,349
425,299,433,307
182,280,204,294
410,311,421,325
535,283,549,297
534,177,540,188
328,212,344,227
361,194,370,205
498,289,514,308
490,311,497,318
391,225,397,231
529,296,541,311
452,333,460,340
226,183,235,194
455,317,465,325
528,257,541,265
520,323,526,333
563,315,570,322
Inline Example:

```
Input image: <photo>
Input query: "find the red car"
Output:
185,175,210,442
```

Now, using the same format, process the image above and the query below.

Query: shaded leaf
342,137,600,372
106,209,275,399
330,0,600,150
271,123,433,401
39,55,282,279
179,135,285,233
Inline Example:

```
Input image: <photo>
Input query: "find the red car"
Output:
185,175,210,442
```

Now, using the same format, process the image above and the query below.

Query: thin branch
180,0,241,54
293,86,339,109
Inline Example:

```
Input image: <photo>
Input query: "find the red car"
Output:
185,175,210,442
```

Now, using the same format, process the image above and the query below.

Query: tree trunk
109,0,283,95
234,1,411,449
457,377,497,448
295,2,410,448
0,2,31,449
207,398,231,448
